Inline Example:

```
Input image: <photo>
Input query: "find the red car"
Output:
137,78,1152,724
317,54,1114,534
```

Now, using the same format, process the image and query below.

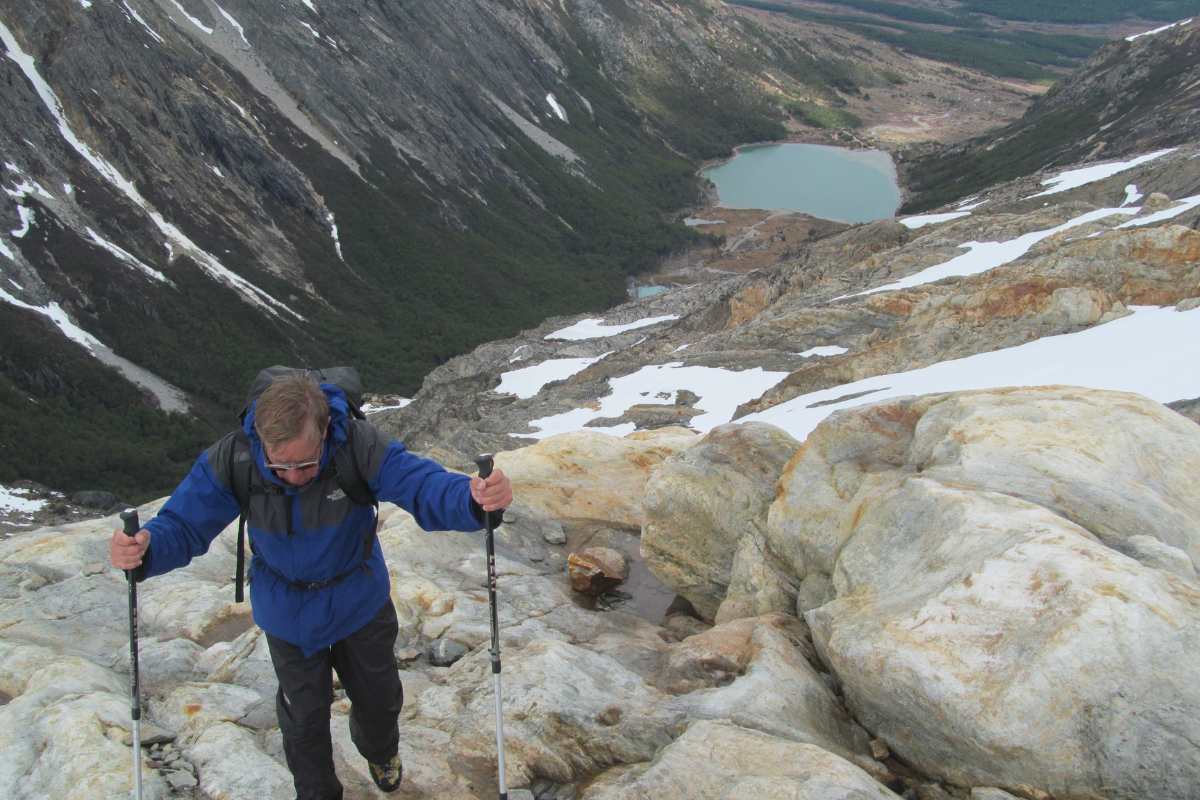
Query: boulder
582,720,900,799
428,639,680,786
427,638,470,667
769,387,1200,799
494,428,697,527
662,614,873,763
642,422,801,622
567,547,628,595
0,644,171,799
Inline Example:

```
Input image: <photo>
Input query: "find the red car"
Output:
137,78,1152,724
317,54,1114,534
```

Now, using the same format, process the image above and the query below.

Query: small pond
701,142,902,224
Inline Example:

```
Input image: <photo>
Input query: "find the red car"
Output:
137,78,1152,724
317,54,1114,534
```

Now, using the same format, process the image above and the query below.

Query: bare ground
643,6,1055,288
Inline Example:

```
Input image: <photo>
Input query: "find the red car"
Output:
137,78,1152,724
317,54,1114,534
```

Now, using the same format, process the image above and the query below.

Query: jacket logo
327,489,347,502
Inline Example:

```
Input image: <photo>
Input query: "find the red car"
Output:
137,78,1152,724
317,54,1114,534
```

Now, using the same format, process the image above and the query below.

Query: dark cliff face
0,0,828,496
901,18,1200,211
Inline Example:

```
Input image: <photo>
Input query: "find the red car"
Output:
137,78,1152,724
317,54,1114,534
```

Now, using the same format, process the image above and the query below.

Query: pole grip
120,508,141,584
474,453,494,480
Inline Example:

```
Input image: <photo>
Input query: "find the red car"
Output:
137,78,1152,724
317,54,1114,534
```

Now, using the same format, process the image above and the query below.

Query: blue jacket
142,385,483,655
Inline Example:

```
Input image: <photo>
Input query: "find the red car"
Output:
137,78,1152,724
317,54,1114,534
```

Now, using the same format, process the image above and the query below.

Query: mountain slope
901,16,1200,210
385,141,1200,465
0,0,865,497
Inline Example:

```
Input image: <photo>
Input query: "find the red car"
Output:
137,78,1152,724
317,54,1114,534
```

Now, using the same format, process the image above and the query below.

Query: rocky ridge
2,6,1199,800
3,381,1199,799
902,17,1200,210
383,143,1200,464
6,137,1196,800
1,0,858,496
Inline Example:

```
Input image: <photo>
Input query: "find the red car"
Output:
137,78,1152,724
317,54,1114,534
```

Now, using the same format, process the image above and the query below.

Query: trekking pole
119,508,144,800
474,455,507,800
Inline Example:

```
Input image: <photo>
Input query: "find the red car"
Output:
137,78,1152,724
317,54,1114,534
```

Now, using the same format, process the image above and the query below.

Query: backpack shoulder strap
229,430,254,509
330,420,376,507
328,421,379,571
230,429,255,603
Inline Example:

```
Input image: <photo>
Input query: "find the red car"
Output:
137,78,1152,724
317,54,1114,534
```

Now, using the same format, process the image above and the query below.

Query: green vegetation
961,0,1200,24
848,26,1102,80
787,100,864,129
816,0,976,27
730,0,1106,80
3,13,798,502
901,101,1106,211
0,304,216,499
903,39,1193,211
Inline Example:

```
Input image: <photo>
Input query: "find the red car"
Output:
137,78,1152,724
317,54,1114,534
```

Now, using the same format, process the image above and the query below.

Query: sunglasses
265,458,321,472
262,423,328,474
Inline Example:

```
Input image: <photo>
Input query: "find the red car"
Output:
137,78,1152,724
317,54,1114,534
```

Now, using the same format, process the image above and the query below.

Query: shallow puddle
563,522,678,623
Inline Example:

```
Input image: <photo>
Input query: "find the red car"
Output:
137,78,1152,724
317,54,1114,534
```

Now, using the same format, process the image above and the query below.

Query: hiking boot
368,754,403,792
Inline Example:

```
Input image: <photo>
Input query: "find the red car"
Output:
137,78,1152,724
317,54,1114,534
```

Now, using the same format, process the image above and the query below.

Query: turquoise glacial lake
701,143,902,223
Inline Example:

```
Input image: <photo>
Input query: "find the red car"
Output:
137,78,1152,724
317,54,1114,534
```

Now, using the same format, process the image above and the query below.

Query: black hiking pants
266,601,404,800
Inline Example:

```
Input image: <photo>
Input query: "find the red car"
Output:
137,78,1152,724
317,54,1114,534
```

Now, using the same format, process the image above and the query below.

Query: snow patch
1026,149,1176,198
11,205,33,238
0,287,104,351
362,399,411,415
4,178,53,201
86,228,171,284
0,484,46,516
797,346,848,358
546,315,679,341
744,306,1200,442
900,212,970,229
0,285,189,412
168,0,214,34
497,353,611,399
522,363,790,439
1126,18,1192,41
215,3,251,45
1116,194,1200,228
848,207,1138,298
546,93,568,123
123,1,165,44
0,21,300,320
1121,184,1143,207
575,92,594,118
327,212,343,261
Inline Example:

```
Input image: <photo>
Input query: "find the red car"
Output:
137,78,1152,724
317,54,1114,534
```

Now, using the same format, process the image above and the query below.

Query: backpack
230,366,377,602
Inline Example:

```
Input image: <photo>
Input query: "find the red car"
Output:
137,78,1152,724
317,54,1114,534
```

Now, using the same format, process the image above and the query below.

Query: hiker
108,368,512,799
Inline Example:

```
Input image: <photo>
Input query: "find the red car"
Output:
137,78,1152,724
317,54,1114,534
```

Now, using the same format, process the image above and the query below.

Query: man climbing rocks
109,369,512,799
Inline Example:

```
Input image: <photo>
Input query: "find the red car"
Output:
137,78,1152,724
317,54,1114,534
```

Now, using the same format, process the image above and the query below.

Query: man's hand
470,468,513,512
110,527,150,571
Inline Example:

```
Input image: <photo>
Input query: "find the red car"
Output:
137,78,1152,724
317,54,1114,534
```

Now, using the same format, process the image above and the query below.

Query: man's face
263,428,324,487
